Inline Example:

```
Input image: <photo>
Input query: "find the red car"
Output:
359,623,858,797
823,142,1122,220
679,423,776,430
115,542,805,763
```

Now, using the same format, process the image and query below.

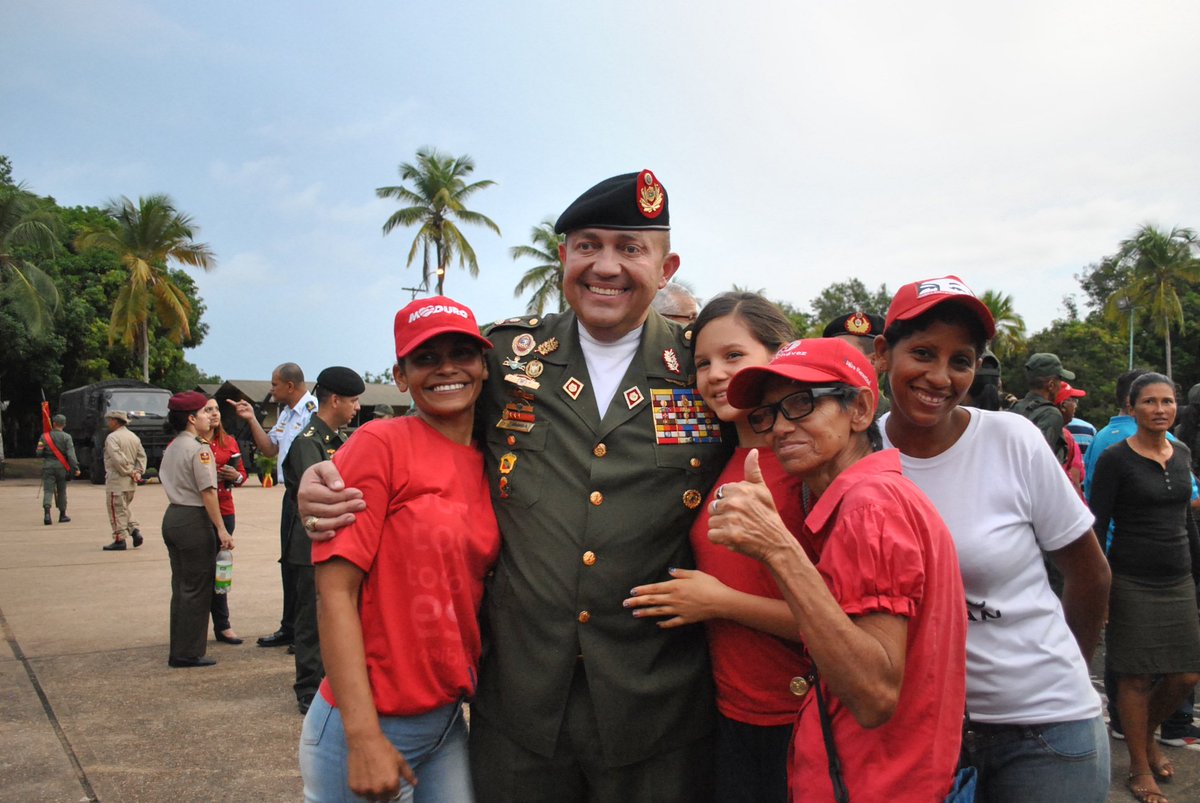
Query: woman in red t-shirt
299,297,501,803
624,293,808,803
207,416,247,645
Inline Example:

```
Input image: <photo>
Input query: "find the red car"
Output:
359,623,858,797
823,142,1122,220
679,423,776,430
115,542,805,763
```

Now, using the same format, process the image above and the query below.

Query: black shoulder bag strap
813,675,851,803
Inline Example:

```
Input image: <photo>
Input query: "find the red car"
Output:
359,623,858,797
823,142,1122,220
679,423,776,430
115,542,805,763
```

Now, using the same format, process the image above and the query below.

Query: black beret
168,391,209,412
316,366,365,397
822,311,885,340
554,169,669,234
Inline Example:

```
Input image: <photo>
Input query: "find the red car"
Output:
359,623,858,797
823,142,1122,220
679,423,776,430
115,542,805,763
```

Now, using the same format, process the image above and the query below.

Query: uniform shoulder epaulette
302,426,316,437
484,314,546,336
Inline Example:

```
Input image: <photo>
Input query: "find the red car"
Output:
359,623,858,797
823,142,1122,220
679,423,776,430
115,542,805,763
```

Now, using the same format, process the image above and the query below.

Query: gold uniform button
582,551,597,566
589,491,604,506
689,457,701,468
578,610,591,623
789,677,811,697
593,443,607,458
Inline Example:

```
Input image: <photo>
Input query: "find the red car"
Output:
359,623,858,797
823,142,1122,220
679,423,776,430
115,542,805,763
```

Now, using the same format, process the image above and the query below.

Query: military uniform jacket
38,429,78,472
1010,392,1068,465
104,426,147,491
473,310,730,766
283,416,346,566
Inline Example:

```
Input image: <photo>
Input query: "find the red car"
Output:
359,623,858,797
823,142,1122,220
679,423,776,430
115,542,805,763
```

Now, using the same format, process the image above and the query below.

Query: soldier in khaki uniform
299,170,730,802
283,366,362,715
36,413,79,525
101,410,147,551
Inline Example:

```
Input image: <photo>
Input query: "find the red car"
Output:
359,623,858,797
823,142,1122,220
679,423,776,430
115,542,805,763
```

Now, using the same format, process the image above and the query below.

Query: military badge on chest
651,388,723,445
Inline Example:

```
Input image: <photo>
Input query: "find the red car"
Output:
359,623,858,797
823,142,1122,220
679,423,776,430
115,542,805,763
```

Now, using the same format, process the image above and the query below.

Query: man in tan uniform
102,410,147,551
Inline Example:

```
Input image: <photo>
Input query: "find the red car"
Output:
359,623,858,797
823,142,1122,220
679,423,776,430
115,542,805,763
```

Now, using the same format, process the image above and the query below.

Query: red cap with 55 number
727,338,878,415
393,296,492,359
884,275,996,339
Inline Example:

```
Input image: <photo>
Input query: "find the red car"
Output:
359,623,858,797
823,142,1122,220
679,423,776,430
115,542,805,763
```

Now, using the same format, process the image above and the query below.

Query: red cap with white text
727,338,878,415
884,275,996,339
393,296,492,359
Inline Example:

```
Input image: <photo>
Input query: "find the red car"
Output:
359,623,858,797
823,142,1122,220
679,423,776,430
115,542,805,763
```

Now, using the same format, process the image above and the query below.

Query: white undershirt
578,323,642,418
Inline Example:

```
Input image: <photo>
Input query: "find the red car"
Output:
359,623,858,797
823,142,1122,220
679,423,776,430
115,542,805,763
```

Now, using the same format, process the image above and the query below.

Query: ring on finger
710,499,719,515
715,484,725,499
303,515,320,532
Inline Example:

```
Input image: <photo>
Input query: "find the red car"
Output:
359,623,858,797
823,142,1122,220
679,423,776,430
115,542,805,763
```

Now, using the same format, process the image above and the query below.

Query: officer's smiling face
559,229,679,343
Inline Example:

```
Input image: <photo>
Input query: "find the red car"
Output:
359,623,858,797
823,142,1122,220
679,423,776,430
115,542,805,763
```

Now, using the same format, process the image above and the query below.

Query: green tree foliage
1102,224,1200,379
377,147,500,296
0,184,62,335
808,279,891,329
979,289,1027,359
511,218,565,315
74,194,215,382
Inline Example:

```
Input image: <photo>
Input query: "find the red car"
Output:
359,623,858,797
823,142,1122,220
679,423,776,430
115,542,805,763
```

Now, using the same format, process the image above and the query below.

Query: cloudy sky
4,1,1198,380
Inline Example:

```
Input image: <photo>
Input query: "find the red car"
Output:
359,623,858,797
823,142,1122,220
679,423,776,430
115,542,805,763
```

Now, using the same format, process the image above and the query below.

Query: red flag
41,400,52,434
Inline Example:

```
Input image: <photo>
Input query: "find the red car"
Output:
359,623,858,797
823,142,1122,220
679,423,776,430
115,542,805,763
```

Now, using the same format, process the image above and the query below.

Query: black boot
43,507,52,526
58,510,71,523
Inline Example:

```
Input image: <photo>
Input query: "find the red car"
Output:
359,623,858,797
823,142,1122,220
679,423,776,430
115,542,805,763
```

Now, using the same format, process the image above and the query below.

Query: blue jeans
300,694,474,803
966,715,1109,803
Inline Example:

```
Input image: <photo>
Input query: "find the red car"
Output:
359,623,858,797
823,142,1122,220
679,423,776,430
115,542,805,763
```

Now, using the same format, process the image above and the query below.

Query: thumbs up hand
707,448,794,564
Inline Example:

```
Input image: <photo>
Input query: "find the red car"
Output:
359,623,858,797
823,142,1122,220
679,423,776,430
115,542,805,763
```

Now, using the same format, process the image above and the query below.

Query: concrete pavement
2,466,1199,801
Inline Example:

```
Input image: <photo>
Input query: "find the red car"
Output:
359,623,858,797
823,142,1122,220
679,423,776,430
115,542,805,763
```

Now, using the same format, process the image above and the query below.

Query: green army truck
58,380,172,483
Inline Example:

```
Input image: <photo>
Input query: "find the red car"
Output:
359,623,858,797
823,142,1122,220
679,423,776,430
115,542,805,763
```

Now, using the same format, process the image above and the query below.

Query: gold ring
303,515,320,532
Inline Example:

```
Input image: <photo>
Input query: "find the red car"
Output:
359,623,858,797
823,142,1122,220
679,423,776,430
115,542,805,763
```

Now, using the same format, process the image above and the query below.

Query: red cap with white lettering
884,275,996,339
393,296,493,359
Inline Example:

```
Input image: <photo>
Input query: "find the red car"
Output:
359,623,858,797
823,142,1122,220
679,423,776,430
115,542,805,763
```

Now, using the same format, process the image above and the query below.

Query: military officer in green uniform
283,366,363,715
37,413,80,525
299,170,730,802
1010,352,1074,465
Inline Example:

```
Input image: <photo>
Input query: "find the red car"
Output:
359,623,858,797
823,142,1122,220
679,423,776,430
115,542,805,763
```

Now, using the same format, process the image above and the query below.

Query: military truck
57,380,173,483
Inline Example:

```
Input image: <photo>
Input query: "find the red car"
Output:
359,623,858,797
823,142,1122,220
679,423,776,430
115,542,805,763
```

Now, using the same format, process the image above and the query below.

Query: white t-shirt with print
880,407,1101,724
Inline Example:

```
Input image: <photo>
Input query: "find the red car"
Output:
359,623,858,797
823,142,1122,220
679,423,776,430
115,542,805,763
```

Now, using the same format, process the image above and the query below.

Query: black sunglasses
747,387,849,434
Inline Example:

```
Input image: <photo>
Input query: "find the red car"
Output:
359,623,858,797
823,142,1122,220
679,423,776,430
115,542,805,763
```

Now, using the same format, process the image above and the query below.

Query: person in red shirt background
207,410,247,645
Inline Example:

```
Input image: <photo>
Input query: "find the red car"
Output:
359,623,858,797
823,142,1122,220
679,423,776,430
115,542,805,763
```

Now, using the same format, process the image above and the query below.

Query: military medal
505,373,540,390
652,388,723,444
496,401,536,433
512,333,535,357
499,453,517,474
563,377,585,400
536,337,559,356
662,348,681,375
623,386,645,409
502,357,525,371
498,476,511,499
525,359,544,379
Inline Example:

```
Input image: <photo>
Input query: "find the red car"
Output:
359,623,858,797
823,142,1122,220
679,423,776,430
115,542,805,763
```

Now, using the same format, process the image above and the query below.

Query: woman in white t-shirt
874,276,1113,802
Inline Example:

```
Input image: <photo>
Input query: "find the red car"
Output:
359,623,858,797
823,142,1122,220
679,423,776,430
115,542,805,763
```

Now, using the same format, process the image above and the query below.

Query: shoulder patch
304,400,317,412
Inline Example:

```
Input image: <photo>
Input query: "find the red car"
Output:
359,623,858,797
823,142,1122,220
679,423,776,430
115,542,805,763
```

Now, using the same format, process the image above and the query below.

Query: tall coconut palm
0,184,61,334
979,289,1027,359
377,147,500,296
1105,224,1200,379
75,194,215,382
511,218,565,315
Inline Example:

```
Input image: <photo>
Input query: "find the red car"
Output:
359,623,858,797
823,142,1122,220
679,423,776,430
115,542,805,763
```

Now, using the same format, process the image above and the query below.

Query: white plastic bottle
215,549,233,595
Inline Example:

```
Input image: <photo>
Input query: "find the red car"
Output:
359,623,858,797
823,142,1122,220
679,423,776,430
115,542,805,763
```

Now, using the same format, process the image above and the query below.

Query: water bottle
215,549,233,595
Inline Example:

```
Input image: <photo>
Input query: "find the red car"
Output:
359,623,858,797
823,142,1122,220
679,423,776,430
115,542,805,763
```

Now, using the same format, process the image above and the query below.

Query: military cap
822,311,884,340
1025,353,1074,381
373,404,395,419
315,366,365,397
554,169,669,234
105,410,130,423
168,391,208,412
51,413,67,425
976,348,1001,379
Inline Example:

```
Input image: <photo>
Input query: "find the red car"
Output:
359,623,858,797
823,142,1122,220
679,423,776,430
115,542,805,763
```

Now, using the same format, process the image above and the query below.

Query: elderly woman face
754,376,859,478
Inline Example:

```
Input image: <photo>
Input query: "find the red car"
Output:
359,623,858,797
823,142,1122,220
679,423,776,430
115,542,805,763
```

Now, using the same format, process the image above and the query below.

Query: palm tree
979,289,1027,359
0,184,61,334
377,147,500,295
1105,224,1200,379
511,218,565,315
75,194,215,382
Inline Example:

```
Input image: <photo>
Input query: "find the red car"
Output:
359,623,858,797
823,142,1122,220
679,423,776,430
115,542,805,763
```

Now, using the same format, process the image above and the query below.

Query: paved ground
1,461,1199,801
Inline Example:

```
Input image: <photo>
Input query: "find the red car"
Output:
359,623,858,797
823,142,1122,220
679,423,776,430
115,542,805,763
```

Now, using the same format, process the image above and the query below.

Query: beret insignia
637,169,665,219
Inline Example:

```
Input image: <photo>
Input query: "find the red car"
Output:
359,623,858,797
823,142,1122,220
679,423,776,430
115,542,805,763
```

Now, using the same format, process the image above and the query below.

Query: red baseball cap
727,338,878,415
1054,382,1087,406
884,275,996,339
393,296,493,359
